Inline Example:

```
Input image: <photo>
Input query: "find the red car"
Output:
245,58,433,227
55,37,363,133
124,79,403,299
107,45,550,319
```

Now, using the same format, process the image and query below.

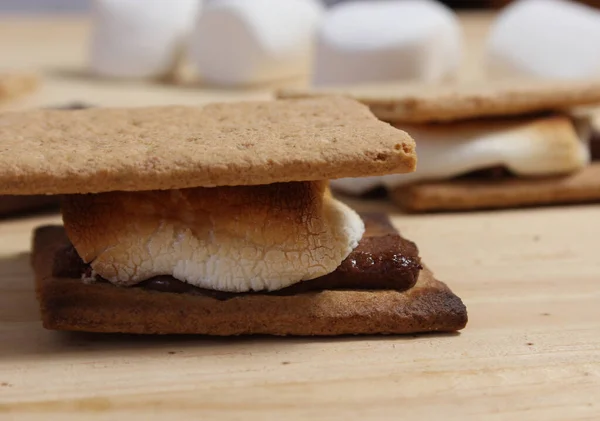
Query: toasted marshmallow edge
61,182,364,293
332,114,591,195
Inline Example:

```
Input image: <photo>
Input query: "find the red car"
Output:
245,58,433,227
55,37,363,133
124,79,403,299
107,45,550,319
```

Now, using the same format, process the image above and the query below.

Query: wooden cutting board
0,13,599,421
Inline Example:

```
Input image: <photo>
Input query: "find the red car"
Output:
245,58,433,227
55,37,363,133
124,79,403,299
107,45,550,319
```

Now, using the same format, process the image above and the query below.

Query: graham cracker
0,97,416,195
0,103,93,218
391,163,600,212
0,72,39,103
277,79,600,123
32,225,467,336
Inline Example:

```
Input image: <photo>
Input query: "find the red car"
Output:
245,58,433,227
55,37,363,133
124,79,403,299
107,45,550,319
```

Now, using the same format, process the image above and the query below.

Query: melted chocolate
52,213,422,298
48,101,94,110
359,186,389,199
590,130,600,161
454,166,512,180
0,195,61,218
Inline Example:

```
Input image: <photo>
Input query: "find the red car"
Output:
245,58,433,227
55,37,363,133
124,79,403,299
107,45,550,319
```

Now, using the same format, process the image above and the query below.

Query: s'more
0,97,467,335
279,79,600,212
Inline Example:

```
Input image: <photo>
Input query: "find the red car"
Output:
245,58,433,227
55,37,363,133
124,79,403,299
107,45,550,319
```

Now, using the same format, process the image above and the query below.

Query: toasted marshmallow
314,0,462,86
89,0,201,79
486,0,600,80
188,0,324,86
62,182,364,292
332,115,590,194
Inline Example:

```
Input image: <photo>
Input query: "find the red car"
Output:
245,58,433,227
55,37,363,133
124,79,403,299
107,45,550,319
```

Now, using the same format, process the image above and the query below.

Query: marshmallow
332,115,590,195
89,0,201,79
313,0,462,87
62,182,365,293
486,0,600,80
188,0,324,86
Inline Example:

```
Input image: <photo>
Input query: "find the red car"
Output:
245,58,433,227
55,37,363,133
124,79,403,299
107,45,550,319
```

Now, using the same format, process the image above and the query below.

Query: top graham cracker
0,97,416,195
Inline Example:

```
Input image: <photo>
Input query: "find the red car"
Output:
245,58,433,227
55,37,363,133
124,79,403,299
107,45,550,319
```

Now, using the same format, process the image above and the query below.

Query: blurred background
3,0,600,108
1,0,600,12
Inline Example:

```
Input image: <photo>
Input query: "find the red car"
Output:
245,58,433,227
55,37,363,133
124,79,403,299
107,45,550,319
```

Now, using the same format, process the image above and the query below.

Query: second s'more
0,97,467,335
279,79,600,212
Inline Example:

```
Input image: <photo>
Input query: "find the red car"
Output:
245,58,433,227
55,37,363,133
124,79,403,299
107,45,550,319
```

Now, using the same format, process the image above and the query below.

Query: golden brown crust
61,182,330,264
277,79,600,123
391,162,600,212
32,225,467,336
0,97,416,195
393,114,587,177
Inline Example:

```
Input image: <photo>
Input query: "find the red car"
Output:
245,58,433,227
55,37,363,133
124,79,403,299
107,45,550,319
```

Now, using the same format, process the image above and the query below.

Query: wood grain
0,13,599,421
1,205,600,420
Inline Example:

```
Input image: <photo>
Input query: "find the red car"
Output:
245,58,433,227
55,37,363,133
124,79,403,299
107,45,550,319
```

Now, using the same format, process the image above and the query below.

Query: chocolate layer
455,166,512,180
48,101,94,110
0,195,60,217
52,213,423,298
591,129,600,161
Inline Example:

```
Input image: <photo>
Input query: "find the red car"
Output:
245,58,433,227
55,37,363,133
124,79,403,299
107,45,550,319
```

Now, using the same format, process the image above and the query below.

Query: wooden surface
1,13,600,421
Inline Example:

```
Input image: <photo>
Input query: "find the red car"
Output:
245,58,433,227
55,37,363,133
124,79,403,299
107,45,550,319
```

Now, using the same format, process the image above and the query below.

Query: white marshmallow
89,0,201,79
486,0,600,80
313,0,462,87
188,0,324,86
332,115,590,195
62,183,365,293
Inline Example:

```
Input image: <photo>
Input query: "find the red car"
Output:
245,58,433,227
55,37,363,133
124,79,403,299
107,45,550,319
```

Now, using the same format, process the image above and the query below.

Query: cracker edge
277,80,600,123
391,163,600,212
